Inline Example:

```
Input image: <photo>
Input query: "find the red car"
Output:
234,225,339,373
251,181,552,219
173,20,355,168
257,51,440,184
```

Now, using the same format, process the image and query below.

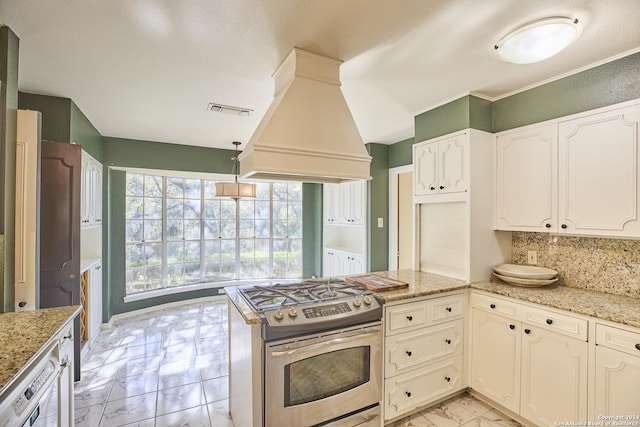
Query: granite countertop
225,270,640,330
0,305,82,396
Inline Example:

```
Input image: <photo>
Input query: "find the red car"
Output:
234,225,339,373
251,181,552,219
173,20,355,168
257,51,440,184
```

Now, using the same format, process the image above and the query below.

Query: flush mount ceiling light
215,141,257,200
495,17,582,64
207,102,253,117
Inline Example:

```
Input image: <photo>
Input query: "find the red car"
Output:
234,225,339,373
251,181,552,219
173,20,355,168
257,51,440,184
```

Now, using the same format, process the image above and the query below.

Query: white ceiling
1,0,639,150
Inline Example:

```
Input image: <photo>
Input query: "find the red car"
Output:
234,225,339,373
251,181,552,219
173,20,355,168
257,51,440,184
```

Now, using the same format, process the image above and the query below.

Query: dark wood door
40,140,82,381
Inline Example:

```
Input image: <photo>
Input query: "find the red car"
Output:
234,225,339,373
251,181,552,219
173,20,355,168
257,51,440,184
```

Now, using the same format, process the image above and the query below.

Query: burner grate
239,280,369,312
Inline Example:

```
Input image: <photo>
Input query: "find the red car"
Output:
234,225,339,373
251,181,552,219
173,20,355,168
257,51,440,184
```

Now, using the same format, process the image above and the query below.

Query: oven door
265,323,382,427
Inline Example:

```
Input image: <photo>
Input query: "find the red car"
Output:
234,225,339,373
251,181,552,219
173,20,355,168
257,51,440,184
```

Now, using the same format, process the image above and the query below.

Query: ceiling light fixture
495,17,582,64
215,142,257,200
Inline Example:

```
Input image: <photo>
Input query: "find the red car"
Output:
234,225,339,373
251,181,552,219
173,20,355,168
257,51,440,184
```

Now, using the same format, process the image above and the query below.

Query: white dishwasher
0,343,61,427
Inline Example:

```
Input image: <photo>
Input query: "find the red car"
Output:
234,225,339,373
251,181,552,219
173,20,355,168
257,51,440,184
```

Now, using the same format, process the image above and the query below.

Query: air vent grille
207,103,252,116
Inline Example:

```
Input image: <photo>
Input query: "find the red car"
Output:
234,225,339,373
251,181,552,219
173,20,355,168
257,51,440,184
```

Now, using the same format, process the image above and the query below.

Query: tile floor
75,298,523,427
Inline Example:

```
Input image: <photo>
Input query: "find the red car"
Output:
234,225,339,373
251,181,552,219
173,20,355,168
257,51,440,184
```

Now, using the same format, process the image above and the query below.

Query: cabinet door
323,184,340,224
348,181,366,225
81,152,91,226
595,346,640,415
414,142,439,196
89,262,103,344
470,309,521,413
323,249,335,277
495,125,557,231
93,161,103,224
558,104,640,237
520,326,588,425
345,253,365,275
438,136,468,194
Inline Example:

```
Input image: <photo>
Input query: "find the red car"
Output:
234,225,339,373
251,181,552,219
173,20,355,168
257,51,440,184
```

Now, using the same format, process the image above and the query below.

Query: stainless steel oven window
284,346,371,406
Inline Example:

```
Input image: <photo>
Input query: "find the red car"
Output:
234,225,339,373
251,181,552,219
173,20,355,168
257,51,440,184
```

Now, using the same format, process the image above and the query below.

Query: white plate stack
492,264,558,287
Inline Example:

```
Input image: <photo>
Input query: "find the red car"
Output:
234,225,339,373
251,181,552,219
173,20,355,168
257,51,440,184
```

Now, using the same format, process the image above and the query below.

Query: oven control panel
264,296,381,327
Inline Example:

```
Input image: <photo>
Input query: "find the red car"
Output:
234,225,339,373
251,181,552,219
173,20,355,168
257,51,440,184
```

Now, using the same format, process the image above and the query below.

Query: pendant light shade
495,17,582,64
216,141,257,200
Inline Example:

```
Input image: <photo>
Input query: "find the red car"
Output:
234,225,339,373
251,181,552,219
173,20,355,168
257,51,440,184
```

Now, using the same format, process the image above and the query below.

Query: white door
558,104,640,237
470,309,521,414
520,325,588,425
595,346,640,415
414,142,438,195
438,136,468,194
495,124,557,231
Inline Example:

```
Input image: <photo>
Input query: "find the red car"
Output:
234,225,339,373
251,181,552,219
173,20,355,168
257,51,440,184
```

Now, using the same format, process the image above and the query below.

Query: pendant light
495,17,582,64
215,141,257,200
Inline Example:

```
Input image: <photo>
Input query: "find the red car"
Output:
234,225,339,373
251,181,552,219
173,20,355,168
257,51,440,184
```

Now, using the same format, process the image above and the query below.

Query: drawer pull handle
561,224,568,229
524,329,531,334
63,334,73,340
430,186,436,191
546,319,553,325
406,351,412,357
445,339,451,344
509,324,515,330
439,185,445,190
635,344,640,351
490,304,496,309
406,316,413,321
445,376,451,382
446,307,452,312
405,391,412,398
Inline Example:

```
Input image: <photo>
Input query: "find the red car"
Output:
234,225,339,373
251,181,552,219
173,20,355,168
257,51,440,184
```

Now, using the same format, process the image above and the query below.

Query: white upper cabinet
323,180,366,225
414,133,468,197
81,150,103,228
495,101,640,238
495,124,557,232
558,104,640,237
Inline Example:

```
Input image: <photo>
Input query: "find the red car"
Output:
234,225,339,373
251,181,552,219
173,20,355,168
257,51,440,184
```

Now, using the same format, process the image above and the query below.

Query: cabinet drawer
384,355,463,420
596,323,640,357
523,306,588,341
58,321,74,347
471,292,517,318
430,294,464,323
385,319,463,377
386,294,464,336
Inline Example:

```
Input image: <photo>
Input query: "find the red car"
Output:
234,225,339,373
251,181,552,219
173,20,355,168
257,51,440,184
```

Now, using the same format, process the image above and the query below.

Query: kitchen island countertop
371,269,640,329
0,305,82,396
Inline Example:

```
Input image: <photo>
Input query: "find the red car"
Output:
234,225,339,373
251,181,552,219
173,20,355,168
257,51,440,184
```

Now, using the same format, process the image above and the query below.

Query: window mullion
162,176,168,289
200,179,205,283
269,183,274,279
235,200,240,280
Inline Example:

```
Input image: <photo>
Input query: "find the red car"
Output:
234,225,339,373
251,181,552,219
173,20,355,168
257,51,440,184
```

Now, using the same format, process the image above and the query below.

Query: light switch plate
527,251,537,265
377,218,384,228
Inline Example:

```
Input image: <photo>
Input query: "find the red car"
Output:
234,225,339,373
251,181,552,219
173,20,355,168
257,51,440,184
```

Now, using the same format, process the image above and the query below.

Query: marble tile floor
74,299,233,427
75,298,522,427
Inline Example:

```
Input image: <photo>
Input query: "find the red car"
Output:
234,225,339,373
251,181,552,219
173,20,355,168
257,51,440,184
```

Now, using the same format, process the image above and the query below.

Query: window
125,173,303,295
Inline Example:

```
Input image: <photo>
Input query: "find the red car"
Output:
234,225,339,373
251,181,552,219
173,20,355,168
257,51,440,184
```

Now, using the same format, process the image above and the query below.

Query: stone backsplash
511,232,640,298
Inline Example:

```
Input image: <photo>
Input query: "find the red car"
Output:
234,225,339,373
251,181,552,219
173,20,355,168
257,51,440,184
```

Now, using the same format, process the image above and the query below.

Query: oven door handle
270,330,379,357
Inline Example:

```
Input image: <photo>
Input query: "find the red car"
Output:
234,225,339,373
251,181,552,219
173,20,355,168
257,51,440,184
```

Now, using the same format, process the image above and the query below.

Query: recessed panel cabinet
414,133,468,196
81,150,103,227
470,292,588,426
495,102,640,238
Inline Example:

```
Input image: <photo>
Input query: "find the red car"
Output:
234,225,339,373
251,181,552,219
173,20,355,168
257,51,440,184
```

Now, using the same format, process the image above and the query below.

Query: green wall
71,102,103,161
493,51,640,132
414,95,492,143
0,26,20,313
389,137,414,169
302,183,322,278
366,143,390,272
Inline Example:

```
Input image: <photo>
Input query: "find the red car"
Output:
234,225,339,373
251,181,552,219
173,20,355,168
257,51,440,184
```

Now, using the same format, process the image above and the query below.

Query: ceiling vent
238,48,371,184
207,102,252,117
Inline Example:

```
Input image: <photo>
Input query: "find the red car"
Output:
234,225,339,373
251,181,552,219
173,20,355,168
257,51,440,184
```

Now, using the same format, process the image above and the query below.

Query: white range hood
239,48,372,183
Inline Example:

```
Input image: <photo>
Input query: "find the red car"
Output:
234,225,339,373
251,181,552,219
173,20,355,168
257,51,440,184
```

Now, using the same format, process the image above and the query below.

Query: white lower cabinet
323,248,364,277
595,324,640,415
88,261,103,344
470,292,588,426
383,293,464,422
58,320,75,426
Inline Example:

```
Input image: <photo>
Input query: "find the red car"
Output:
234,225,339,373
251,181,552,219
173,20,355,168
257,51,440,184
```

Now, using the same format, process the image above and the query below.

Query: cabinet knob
635,344,640,351
405,391,412,398
63,333,73,340
439,185,445,190
446,307,452,312
445,339,452,344
546,319,553,325
490,304,496,309
509,324,516,330
406,350,412,357
561,224,568,229
406,315,413,321
430,186,436,191
18,301,27,308
444,376,451,382
524,329,531,334
545,223,551,228
60,357,70,368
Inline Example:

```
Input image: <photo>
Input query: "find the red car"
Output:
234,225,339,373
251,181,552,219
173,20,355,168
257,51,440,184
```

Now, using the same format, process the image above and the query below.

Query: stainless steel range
238,279,383,340
231,279,383,427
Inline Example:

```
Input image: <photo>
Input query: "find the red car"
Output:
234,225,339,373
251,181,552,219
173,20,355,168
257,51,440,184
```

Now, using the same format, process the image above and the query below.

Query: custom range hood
239,48,372,183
